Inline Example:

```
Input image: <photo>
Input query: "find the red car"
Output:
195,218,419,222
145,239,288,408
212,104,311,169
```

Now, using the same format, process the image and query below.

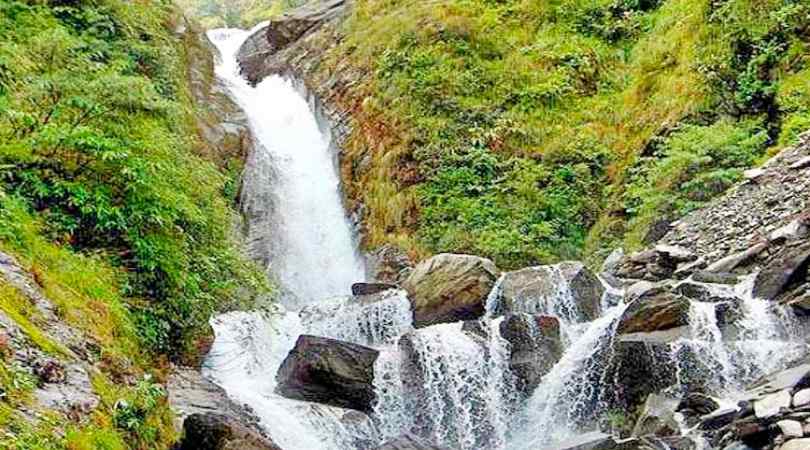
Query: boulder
366,245,414,284
176,413,281,450
352,282,397,296
776,419,804,438
692,271,740,285
753,390,791,419
498,314,563,393
496,262,603,322
264,0,347,54
678,392,720,416
373,434,449,450
617,292,690,334
794,388,810,407
782,438,810,450
615,245,696,281
631,393,680,437
673,281,735,303
403,254,500,327
608,337,678,412
276,335,379,411
705,242,769,273
752,242,810,300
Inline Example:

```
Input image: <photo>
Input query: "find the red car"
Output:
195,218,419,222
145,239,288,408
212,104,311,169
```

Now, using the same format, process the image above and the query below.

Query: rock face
496,262,603,321
752,241,810,300
276,335,379,411
499,314,563,393
617,292,690,334
176,413,282,450
366,244,414,284
608,337,678,412
402,254,500,327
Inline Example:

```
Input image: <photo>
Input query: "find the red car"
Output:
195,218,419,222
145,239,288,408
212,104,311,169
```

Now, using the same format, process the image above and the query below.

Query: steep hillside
0,1,267,448
241,0,809,269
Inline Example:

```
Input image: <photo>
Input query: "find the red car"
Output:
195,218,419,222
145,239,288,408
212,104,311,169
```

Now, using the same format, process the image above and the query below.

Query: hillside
0,1,266,447
240,0,809,269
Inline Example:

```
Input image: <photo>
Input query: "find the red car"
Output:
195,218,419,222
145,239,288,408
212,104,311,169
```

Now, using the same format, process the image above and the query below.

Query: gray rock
769,219,809,244
496,262,603,322
752,242,810,300
352,282,397,296
499,313,563,394
781,438,810,450
403,254,500,327
754,390,792,419
777,419,804,439
603,248,625,274
692,271,740,285
705,242,769,273
276,335,379,411
790,156,810,170
794,389,810,408
673,281,735,303
632,393,680,437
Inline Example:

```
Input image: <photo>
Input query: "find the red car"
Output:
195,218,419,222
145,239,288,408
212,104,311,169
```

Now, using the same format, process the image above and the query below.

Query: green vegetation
326,0,809,267
176,0,301,28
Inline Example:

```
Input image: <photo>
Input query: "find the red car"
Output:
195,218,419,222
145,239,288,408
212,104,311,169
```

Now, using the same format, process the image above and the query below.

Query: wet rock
609,337,678,412
177,413,281,450
499,313,563,394
632,393,680,437
673,281,735,303
752,242,810,300
692,271,740,285
754,390,792,419
276,335,379,411
496,262,603,321
617,292,690,334
776,419,804,438
700,408,740,431
352,282,397,296
603,248,625,275
373,434,449,450
678,392,721,416
366,245,414,284
403,253,500,327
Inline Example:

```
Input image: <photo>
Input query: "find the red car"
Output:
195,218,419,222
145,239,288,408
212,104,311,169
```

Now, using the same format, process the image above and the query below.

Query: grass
314,0,809,267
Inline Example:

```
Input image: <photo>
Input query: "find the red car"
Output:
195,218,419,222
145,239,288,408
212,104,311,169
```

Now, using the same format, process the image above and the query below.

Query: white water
203,24,808,450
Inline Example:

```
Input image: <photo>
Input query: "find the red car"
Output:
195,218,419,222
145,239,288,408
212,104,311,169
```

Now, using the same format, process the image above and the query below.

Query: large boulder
752,242,810,300
176,413,281,450
499,313,563,394
403,254,500,327
617,292,691,334
631,393,680,437
276,335,379,411
608,337,678,412
496,262,603,322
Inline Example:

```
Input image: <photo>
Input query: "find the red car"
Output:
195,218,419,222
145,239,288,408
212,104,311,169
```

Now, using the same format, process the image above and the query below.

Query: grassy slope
321,0,809,268
0,0,266,448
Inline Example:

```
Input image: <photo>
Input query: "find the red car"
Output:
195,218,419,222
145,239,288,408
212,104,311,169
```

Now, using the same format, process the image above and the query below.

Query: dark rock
692,271,740,285
460,319,488,340
497,262,603,321
263,0,347,54
617,292,690,334
177,413,281,450
402,253,500,327
678,392,720,416
752,242,810,300
699,408,740,431
276,335,379,411
499,314,563,394
673,281,735,303
373,434,449,450
609,338,678,413
352,282,397,296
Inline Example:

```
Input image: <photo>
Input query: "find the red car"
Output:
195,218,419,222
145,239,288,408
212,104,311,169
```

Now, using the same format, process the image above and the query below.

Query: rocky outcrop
176,413,282,450
495,262,604,321
613,245,698,281
276,335,379,411
499,313,563,394
402,253,500,327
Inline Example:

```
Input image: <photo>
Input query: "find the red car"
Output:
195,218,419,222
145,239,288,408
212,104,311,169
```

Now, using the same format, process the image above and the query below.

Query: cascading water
202,24,808,450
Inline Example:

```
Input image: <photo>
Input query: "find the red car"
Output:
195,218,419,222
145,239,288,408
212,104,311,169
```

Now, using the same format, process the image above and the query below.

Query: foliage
325,0,810,266
176,0,302,28
0,0,267,357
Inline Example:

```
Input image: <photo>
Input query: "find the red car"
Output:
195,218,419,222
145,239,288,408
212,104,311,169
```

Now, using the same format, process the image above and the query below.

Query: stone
602,248,625,275
770,219,809,244
366,244,414,284
673,281,735,303
678,392,720,416
608,337,678,412
699,408,739,431
794,389,810,408
498,313,563,394
263,0,347,54
692,271,740,285
752,242,810,300
373,434,449,450
706,242,770,273
617,292,690,334
177,413,281,450
782,438,810,450
655,245,697,263
631,393,680,437
777,420,804,439
496,262,604,322
275,335,379,411
351,282,397,296
790,156,810,170
402,253,500,327
753,390,792,419
744,168,767,180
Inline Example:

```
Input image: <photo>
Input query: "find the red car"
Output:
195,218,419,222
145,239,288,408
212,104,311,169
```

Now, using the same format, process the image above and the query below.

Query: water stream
202,26,807,450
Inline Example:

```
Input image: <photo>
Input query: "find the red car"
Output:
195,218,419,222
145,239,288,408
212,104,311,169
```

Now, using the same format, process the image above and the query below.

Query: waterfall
201,24,808,450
